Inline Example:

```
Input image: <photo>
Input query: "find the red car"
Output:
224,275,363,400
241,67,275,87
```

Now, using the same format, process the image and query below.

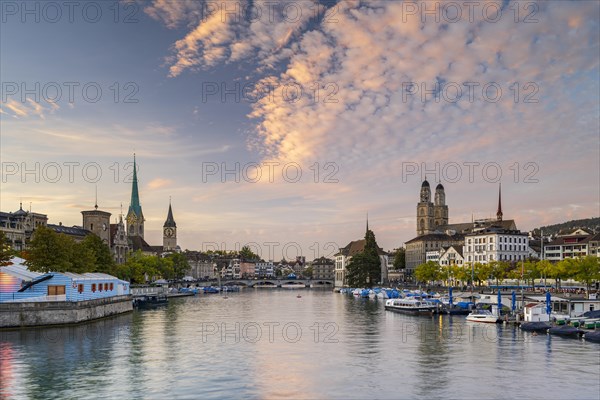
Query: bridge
179,279,334,288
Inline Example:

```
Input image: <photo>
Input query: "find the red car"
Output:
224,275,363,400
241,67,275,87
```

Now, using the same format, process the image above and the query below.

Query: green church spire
128,154,143,218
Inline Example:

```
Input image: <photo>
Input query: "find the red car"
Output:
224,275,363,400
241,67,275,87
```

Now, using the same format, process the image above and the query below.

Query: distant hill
530,218,600,237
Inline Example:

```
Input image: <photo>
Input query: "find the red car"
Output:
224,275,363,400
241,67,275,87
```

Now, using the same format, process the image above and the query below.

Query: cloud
0,98,59,119
147,178,173,189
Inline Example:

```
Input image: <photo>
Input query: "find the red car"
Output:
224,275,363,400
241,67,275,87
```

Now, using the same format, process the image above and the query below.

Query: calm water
1,290,599,399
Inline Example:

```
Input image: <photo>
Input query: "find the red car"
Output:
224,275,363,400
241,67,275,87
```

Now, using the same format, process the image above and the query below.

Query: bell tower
416,180,434,236
163,199,177,251
433,182,449,228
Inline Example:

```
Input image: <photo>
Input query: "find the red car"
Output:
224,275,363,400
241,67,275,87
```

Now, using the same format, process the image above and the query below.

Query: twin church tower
125,155,178,252
416,180,449,235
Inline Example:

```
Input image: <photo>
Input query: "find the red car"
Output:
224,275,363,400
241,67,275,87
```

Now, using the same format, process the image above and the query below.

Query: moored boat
583,330,600,343
384,298,436,315
466,309,500,323
520,321,551,332
548,325,584,337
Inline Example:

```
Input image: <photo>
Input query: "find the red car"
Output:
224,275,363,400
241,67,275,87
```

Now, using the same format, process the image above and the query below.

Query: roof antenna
94,184,98,210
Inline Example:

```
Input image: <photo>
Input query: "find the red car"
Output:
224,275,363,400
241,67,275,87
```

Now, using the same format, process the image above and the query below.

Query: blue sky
1,0,599,260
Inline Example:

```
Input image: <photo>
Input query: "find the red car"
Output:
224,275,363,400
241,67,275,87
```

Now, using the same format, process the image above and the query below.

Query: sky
1,0,599,261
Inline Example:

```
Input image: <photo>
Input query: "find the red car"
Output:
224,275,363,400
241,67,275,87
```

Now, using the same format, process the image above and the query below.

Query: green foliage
25,227,115,276
0,231,13,266
393,248,406,270
239,245,260,261
81,234,116,274
573,256,600,291
345,229,382,287
303,266,313,278
164,252,189,280
25,226,75,272
414,261,440,284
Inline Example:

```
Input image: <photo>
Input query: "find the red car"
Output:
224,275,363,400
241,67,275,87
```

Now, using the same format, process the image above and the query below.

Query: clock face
165,227,174,237
102,223,107,231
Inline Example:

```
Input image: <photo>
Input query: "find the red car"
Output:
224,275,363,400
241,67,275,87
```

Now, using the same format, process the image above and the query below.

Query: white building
438,245,465,267
255,262,274,278
544,229,599,261
463,227,529,264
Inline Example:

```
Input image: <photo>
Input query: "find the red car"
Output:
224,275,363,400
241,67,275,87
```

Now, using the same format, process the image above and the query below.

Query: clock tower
126,154,145,239
82,204,111,244
163,200,177,251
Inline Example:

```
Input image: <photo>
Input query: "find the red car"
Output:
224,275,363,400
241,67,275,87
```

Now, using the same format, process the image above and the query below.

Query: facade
311,256,334,280
438,245,465,267
544,230,599,261
185,251,216,280
255,262,275,278
81,207,111,244
463,227,529,264
110,215,129,264
240,261,257,278
405,233,465,274
0,204,48,251
0,257,129,303
48,223,91,242
334,236,387,288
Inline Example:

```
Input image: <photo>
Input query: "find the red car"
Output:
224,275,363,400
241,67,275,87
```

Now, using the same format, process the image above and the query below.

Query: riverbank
0,295,132,329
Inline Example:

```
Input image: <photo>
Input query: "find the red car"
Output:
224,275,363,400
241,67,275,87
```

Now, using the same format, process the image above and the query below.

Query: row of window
467,254,526,262
468,236,526,244
468,244,528,252
78,282,115,294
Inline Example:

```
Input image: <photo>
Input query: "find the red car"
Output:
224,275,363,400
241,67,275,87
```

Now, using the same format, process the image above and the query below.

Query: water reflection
1,292,599,399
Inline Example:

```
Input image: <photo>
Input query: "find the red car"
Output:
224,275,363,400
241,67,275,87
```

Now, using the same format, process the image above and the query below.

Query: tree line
0,227,189,284
414,257,600,291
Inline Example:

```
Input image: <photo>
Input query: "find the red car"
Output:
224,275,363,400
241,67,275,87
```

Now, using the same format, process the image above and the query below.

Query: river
1,289,599,399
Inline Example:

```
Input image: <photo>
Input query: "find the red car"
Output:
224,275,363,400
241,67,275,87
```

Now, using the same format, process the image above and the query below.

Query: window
99,283,103,292
48,285,66,296
78,284,84,293
92,284,96,292
104,283,109,291
110,283,114,291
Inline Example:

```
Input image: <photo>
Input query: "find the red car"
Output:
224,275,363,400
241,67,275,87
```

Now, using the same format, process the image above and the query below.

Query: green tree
346,229,382,287
490,261,511,287
414,261,440,284
573,256,600,292
454,265,471,287
165,252,190,280
81,234,116,274
522,260,540,287
239,245,260,261
0,231,13,266
25,226,74,272
393,248,406,270
474,262,493,286
303,265,313,278
70,240,95,273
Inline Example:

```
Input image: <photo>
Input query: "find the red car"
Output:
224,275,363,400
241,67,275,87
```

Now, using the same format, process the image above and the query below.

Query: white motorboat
466,309,500,323
384,297,436,315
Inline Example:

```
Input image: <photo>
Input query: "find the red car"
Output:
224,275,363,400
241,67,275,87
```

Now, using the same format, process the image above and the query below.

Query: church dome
436,183,444,190
421,180,430,187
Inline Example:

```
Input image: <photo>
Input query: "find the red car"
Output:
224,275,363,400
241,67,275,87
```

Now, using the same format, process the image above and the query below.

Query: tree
393,248,406,270
164,252,189,280
0,231,13,266
490,261,511,287
474,263,493,286
70,241,95,273
303,265,313,278
414,261,440,285
522,260,540,288
345,229,382,287
239,245,259,261
25,226,74,272
81,234,115,274
573,256,600,292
